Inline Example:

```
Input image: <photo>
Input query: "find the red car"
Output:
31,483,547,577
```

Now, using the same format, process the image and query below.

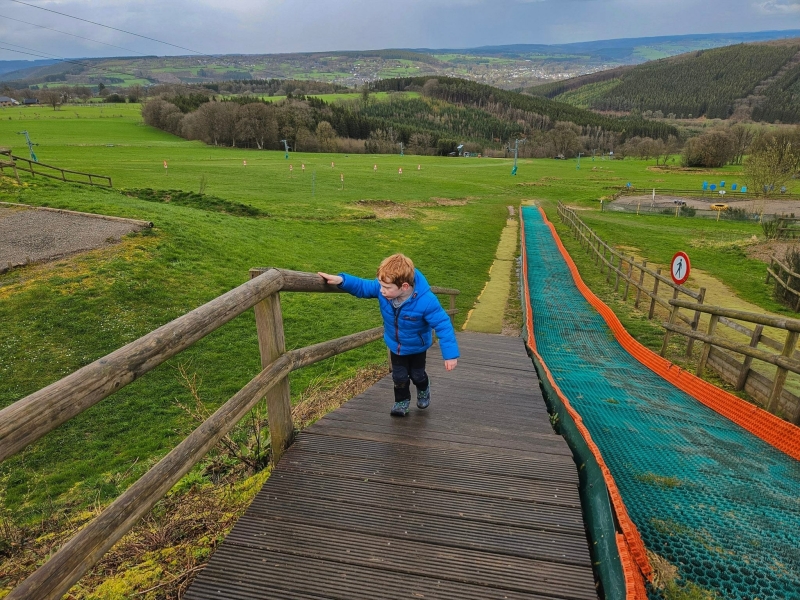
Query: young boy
318,254,459,417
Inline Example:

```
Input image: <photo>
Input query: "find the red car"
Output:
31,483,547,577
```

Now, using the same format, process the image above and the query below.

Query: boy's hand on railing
318,272,343,286
444,359,457,371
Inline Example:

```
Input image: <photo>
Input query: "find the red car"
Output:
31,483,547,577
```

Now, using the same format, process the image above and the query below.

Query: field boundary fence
557,202,800,424
0,148,112,187
0,266,459,600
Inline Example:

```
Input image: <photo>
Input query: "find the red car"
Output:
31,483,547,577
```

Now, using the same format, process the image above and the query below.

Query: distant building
22,98,39,105
0,96,19,107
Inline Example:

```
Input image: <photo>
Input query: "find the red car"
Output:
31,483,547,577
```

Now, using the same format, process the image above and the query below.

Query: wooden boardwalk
185,332,597,600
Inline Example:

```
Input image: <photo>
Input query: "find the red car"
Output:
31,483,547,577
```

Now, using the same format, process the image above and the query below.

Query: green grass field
0,103,790,537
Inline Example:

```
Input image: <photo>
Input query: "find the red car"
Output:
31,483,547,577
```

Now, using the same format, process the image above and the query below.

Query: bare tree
728,124,756,166
549,121,581,157
39,89,61,110
315,120,337,153
237,102,278,150
745,128,800,196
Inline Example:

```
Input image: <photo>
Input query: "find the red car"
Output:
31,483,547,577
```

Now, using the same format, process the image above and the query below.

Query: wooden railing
766,255,800,311
0,267,459,600
0,149,112,187
663,300,800,424
558,202,707,355
557,202,800,423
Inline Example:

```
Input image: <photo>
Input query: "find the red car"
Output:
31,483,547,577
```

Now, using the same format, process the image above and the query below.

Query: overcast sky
1,0,799,60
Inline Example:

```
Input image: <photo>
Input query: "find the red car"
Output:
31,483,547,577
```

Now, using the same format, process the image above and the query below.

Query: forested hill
371,77,678,141
527,40,800,123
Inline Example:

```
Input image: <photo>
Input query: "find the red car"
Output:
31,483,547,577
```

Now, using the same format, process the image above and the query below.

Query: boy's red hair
377,254,415,286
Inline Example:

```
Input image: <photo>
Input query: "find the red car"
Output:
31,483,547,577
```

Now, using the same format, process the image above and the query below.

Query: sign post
671,251,690,286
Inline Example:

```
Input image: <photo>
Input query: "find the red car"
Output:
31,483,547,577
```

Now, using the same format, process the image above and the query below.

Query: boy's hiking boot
391,400,410,417
417,385,431,409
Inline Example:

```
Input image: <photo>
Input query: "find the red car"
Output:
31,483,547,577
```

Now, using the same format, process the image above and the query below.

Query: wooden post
696,314,720,377
635,261,647,308
614,255,622,292
735,324,763,390
686,287,706,357
660,302,681,357
766,257,774,284
250,280,293,464
449,294,456,327
623,257,634,301
767,330,800,414
649,269,662,319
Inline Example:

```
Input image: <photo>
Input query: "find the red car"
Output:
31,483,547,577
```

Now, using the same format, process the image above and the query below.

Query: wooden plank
220,519,598,598
247,494,591,565
305,418,573,456
263,471,586,534
185,333,595,600
188,550,565,600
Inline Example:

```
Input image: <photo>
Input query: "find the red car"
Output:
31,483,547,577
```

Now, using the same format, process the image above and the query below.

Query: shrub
762,218,779,239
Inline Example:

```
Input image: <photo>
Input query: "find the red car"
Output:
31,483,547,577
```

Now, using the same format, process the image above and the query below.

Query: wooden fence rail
557,202,800,424
0,267,459,600
765,255,800,311
0,150,112,187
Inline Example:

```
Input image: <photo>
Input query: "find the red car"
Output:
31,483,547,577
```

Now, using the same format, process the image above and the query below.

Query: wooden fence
557,202,800,424
766,255,800,311
0,267,459,600
0,149,112,187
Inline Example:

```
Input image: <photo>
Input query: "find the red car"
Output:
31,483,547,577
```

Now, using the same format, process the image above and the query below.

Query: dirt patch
354,200,412,219
426,197,470,206
747,240,800,263
0,205,150,273
354,198,469,219
647,166,729,175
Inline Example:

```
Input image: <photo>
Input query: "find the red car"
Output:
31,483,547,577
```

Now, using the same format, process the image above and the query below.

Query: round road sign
671,251,690,285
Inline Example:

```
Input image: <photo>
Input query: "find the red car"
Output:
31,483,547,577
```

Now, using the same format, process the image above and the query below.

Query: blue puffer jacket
338,269,459,360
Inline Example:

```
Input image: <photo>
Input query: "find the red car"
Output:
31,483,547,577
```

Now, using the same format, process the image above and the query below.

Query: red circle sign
671,251,691,285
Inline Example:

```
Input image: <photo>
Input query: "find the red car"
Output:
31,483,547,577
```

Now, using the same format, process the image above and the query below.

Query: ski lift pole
511,138,524,176
17,131,38,162
398,142,404,157
280,139,290,159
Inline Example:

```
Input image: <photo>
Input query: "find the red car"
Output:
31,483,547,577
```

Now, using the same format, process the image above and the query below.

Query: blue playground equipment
742,186,748,193
720,181,726,188
710,184,717,191
732,183,738,191
702,181,708,191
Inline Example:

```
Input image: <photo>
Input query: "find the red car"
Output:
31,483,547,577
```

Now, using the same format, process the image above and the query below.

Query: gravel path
614,195,800,215
0,206,146,272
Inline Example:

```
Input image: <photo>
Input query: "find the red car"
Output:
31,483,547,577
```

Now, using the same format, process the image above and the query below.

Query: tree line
141,77,683,157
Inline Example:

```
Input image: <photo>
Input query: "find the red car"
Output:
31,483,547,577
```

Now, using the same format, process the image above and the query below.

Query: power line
0,13,148,57
6,0,212,57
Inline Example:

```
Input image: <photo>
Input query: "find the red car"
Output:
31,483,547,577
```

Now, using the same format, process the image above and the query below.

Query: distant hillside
371,77,678,141
3,30,800,91
0,59,59,77
527,40,800,122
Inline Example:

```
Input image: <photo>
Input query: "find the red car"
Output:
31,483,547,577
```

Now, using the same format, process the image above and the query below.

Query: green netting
522,207,800,600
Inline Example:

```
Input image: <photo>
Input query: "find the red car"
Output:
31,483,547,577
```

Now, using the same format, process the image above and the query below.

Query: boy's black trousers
390,351,429,402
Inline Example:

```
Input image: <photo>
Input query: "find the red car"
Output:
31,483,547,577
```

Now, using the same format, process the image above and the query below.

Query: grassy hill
2,102,799,598
528,40,800,122
3,30,800,91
